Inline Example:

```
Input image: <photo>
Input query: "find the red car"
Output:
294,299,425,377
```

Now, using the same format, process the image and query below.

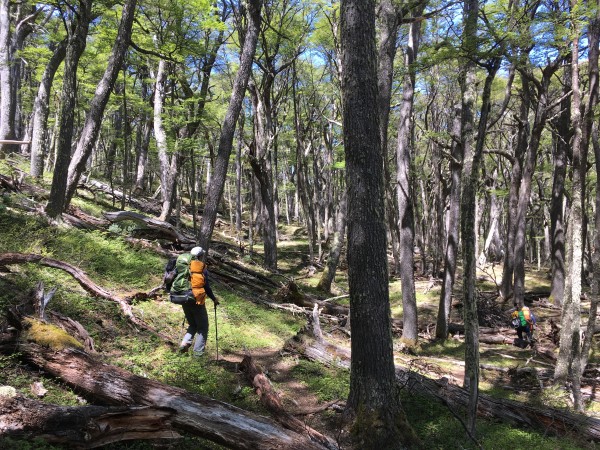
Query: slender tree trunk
340,0,418,447
30,40,67,178
554,27,583,409
396,6,424,346
197,0,262,253
501,88,530,300
45,0,93,218
0,0,15,156
581,3,600,374
235,115,244,235
512,61,559,306
153,60,178,221
316,190,347,293
556,2,598,412
377,0,402,272
436,106,462,340
461,58,500,433
64,0,137,208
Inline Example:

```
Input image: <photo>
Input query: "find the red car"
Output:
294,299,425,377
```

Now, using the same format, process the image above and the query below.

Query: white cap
190,246,204,257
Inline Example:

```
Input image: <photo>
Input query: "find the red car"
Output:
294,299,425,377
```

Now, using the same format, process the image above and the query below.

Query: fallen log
0,252,174,344
240,355,337,450
289,310,600,442
0,391,179,448
276,281,349,317
102,210,195,245
84,179,163,216
3,339,330,450
211,254,280,288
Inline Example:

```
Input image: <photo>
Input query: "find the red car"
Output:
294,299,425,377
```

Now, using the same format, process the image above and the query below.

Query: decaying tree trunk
240,355,337,450
0,392,179,448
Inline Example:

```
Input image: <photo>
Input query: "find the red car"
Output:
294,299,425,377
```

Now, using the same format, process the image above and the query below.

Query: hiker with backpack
164,246,219,356
510,304,536,348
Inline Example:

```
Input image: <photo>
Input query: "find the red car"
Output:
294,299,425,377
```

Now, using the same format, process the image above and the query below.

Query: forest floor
0,156,598,449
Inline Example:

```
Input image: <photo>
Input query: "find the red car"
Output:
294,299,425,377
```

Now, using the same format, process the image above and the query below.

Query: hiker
510,304,536,347
168,246,219,356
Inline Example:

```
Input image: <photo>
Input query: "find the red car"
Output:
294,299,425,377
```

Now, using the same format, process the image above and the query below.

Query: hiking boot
178,343,191,353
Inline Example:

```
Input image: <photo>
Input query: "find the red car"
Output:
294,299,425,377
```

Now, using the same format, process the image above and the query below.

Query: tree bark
29,39,67,178
500,84,530,301
316,191,347,293
154,59,178,221
197,0,262,254
436,106,463,340
0,0,15,155
0,393,179,447
549,66,570,307
340,0,418,447
512,59,560,306
64,0,137,208
45,0,93,218
458,0,481,434
579,1,600,376
396,5,425,346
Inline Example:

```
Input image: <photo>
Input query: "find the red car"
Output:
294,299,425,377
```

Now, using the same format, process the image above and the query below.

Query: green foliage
291,359,349,402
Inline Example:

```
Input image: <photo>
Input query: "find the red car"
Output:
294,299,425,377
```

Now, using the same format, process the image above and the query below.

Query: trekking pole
214,303,219,361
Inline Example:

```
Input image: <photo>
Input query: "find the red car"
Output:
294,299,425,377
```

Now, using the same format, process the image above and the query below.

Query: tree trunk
197,0,262,254
436,105,462,340
45,0,93,218
248,81,278,270
154,59,178,221
340,0,418,447
579,1,600,376
29,40,67,178
0,393,179,447
512,60,560,306
396,6,425,346
500,87,530,301
376,0,402,273
460,6,502,439
549,66,569,306
0,0,15,156
458,0,480,434
555,28,583,408
316,191,347,293
64,0,137,208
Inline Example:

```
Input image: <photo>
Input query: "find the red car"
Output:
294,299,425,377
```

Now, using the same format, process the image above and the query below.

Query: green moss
21,318,83,351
